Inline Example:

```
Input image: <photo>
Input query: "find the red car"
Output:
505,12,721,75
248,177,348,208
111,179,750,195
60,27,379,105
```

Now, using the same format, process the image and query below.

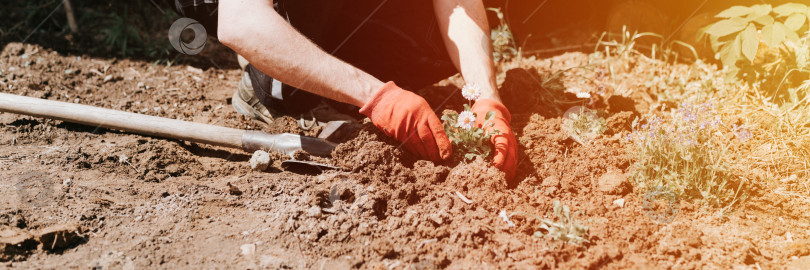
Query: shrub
627,102,744,205
702,3,810,98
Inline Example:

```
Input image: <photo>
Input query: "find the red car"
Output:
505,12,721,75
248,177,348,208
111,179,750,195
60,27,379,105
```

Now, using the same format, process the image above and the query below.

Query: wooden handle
0,93,245,149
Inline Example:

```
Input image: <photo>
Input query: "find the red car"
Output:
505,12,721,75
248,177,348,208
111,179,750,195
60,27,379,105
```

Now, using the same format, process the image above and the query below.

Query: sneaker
232,69,277,124
231,57,361,128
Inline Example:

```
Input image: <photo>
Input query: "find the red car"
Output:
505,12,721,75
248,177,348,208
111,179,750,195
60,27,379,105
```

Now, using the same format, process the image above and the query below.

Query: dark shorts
171,0,457,114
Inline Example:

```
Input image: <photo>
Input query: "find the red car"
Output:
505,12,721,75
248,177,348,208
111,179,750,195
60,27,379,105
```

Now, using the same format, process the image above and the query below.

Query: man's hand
472,99,517,180
360,82,452,161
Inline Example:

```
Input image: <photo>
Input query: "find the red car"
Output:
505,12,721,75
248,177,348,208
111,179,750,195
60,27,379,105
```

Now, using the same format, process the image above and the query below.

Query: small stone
249,150,271,171
103,75,113,82
305,206,322,218
240,243,255,257
372,239,395,257
227,182,243,196
597,170,630,195
186,66,203,74
542,176,560,188
788,256,810,270
260,255,286,268
428,214,443,225
613,198,626,208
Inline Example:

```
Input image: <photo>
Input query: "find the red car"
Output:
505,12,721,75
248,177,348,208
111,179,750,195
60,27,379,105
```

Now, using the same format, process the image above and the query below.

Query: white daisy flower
461,83,482,101
456,111,476,130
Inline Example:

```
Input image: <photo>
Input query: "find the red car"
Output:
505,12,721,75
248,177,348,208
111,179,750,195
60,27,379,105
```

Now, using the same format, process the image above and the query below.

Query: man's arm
218,0,452,162
217,0,383,107
434,0,518,180
432,0,501,102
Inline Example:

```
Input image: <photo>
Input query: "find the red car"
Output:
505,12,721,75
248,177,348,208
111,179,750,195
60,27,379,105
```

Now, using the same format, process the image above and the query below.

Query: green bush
627,103,744,205
702,3,810,98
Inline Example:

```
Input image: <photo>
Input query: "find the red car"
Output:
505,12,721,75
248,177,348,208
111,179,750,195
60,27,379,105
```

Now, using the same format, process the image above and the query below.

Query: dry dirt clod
249,150,271,172
788,256,810,270
240,243,255,257
227,182,243,196
0,228,37,261
613,198,626,208
542,176,561,188
596,170,630,195
305,206,322,218
35,223,82,251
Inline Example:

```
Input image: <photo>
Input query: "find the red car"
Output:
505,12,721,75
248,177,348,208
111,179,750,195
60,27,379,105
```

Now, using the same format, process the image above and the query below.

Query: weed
487,7,518,62
561,106,606,145
515,200,590,245
627,102,743,205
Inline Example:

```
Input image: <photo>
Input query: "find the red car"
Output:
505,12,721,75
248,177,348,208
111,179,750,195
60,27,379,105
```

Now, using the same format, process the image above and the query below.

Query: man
171,0,517,179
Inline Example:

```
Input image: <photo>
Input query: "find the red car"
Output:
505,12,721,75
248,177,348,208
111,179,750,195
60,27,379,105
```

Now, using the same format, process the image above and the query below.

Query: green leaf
751,15,774,26
784,13,806,31
760,23,786,48
740,23,758,63
775,22,800,43
716,6,752,18
710,36,726,52
562,205,571,221
718,33,741,67
552,200,562,216
485,111,496,121
804,7,810,24
749,4,772,17
463,104,471,111
464,153,476,161
773,3,807,17
705,18,748,37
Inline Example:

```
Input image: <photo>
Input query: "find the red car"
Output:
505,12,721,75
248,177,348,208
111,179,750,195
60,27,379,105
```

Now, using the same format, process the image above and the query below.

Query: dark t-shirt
169,0,456,90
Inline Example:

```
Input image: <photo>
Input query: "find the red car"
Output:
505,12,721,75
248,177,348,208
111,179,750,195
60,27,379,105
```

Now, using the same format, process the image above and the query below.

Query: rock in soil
596,170,630,195
35,223,82,251
1,223,82,261
240,244,255,257
249,150,272,171
305,206,322,218
227,182,243,196
788,256,810,270
0,228,37,262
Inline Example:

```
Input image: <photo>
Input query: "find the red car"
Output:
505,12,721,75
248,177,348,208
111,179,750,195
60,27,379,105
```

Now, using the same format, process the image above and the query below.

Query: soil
2,41,810,269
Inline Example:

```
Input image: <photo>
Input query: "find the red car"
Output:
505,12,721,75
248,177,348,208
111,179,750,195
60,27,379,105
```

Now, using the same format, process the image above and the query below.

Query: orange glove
472,99,517,180
359,82,452,161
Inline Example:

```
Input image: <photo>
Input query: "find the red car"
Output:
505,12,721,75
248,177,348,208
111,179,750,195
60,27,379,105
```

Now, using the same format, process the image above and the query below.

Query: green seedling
487,7,518,62
562,106,606,145
515,200,590,245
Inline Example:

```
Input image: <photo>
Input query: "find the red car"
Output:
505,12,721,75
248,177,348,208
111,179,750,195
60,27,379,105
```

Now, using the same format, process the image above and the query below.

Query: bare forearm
433,0,500,102
217,0,383,107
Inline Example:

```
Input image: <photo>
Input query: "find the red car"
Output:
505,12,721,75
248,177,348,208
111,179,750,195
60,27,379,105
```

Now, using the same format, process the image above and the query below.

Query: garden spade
0,92,342,173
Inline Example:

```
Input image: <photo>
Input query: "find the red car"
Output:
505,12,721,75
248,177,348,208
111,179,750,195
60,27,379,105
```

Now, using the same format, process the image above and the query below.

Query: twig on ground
417,238,437,249
454,191,473,204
